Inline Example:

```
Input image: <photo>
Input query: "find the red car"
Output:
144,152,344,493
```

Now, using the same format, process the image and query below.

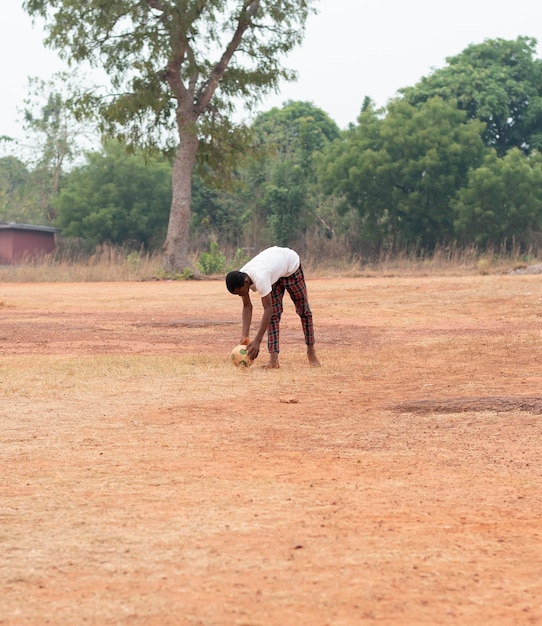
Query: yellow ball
230,344,253,367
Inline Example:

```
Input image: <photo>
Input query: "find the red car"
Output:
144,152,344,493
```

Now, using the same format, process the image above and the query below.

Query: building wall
0,229,56,264
0,231,14,262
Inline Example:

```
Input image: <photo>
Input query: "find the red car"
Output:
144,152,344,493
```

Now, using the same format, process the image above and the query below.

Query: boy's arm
247,294,272,359
240,292,253,344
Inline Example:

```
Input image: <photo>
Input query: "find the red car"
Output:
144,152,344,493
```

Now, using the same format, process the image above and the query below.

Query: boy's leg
284,266,315,344
284,266,320,366
264,280,284,368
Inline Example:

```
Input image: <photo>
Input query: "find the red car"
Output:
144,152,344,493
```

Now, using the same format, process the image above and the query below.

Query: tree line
2,35,542,265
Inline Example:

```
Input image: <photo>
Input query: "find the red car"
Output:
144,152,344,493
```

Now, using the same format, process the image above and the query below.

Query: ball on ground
230,344,253,367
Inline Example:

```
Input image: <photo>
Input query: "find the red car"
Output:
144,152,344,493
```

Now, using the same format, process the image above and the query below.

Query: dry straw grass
307,241,540,277
0,242,539,282
0,245,163,282
1,354,232,419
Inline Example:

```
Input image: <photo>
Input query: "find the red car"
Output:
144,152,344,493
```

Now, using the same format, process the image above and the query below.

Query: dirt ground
1,274,541,625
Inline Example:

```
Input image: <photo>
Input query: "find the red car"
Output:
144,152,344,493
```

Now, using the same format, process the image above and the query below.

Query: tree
0,157,32,222
24,0,315,271
452,148,542,247
318,97,487,252
264,160,307,246
189,172,247,249
245,100,340,247
252,101,341,169
401,37,542,156
0,74,93,225
54,141,172,249
21,74,92,221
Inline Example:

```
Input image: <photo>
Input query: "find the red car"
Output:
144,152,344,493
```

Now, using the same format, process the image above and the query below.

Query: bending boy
225,246,320,368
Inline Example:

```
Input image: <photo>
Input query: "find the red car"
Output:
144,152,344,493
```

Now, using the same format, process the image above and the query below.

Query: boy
225,246,320,368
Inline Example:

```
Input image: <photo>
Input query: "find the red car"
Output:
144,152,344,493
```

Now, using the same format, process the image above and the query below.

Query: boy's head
225,270,248,294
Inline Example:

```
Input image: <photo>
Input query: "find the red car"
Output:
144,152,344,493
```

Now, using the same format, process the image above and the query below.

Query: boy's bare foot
307,344,321,367
261,352,280,369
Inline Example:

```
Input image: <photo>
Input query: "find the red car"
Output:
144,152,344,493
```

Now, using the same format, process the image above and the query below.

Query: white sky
1,0,542,144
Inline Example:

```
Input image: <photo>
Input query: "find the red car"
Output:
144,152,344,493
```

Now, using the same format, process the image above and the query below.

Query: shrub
197,241,227,275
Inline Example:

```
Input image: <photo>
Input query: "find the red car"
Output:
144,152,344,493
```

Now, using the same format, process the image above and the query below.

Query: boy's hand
247,339,261,361
240,336,250,345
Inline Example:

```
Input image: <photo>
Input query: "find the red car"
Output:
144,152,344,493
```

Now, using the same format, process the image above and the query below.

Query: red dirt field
1,275,541,625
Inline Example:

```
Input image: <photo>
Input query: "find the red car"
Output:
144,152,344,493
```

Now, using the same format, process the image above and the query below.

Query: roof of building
0,222,60,233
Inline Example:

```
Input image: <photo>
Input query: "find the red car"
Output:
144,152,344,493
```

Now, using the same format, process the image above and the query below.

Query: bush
197,241,227,275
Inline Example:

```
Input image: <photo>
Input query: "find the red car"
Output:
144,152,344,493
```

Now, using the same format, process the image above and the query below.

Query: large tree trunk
162,128,199,272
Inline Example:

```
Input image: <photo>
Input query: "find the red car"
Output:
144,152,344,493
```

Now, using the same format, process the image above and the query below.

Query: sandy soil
1,274,541,625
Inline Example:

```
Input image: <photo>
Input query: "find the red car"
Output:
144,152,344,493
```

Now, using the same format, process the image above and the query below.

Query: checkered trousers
267,264,315,353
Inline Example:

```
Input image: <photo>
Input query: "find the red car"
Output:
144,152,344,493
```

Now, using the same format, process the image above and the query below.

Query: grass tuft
0,241,540,282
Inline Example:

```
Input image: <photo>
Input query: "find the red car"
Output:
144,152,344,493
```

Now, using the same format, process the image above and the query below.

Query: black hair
225,270,247,294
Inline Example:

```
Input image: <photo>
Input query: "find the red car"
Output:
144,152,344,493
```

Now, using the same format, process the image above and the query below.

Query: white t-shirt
240,247,300,297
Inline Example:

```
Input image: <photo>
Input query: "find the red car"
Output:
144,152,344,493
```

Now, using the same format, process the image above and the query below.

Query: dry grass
1,242,540,282
1,354,231,430
309,243,540,277
0,246,164,282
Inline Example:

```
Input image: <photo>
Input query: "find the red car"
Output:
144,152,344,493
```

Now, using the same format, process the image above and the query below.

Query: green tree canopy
401,37,542,156
0,156,31,222
252,100,341,166
452,148,542,247
54,142,172,249
246,100,340,247
318,97,487,251
189,172,247,249
25,0,315,271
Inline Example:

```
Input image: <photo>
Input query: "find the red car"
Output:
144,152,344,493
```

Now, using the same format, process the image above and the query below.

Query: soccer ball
230,344,253,367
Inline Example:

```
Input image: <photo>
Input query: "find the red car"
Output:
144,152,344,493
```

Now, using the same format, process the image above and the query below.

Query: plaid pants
267,265,315,353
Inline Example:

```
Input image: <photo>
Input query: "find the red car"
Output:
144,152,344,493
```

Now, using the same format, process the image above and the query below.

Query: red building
0,223,60,264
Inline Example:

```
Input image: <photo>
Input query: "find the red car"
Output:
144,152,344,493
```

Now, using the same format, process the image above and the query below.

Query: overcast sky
1,0,542,144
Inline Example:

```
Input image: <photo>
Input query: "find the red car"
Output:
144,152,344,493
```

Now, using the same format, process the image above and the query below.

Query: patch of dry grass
0,354,229,405
309,243,541,278
1,243,540,282
0,246,164,283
